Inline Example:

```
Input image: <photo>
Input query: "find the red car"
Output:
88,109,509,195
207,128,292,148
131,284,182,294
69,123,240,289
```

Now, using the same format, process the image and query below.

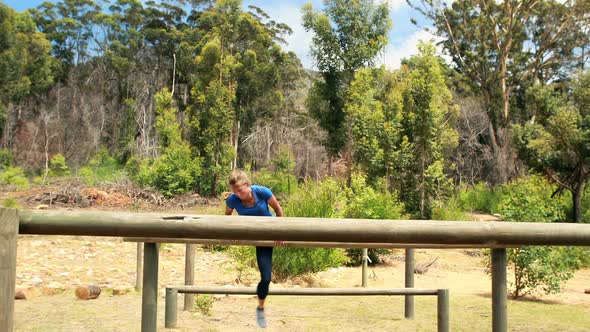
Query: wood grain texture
1,208,18,332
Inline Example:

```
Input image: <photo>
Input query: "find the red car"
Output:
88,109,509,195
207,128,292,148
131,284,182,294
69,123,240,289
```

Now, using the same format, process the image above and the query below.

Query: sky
2,0,441,70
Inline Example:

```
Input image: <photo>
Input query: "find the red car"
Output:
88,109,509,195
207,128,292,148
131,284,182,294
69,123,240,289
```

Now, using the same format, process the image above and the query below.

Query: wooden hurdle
11,210,590,332
164,286,450,331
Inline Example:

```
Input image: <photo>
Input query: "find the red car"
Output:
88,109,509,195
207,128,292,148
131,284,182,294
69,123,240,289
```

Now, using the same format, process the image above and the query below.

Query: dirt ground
13,233,590,331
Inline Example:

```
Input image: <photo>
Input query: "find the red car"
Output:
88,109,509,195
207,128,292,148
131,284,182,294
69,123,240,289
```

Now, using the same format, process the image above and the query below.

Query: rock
15,289,26,300
31,277,43,286
35,204,49,210
75,285,101,300
15,287,39,300
585,288,590,294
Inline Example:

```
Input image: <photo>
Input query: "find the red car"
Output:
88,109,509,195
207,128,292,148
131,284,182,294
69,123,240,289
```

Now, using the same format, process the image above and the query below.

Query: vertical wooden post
361,248,368,287
165,288,178,328
437,289,449,332
0,208,18,332
492,248,507,332
136,243,143,291
404,248,415,319
183,244,195,311
141,243,158,332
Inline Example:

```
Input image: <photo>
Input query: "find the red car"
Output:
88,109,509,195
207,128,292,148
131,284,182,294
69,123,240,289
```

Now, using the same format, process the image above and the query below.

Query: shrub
284,177,344,218
193,295,214,316
49,153,69,176
340,173,405,265
0,149,13,170
79,166,96,186
432,197,470,221
497,175,567,223
456,182,501,213
272,247,348,280
2,197,20,209
255,178,349,278
252,168,297,197
486,175,583,297
502,246,585,298
80,147,124,184
150,143,201,197
0,167,29,190
225,246,257,284
126,144,201,197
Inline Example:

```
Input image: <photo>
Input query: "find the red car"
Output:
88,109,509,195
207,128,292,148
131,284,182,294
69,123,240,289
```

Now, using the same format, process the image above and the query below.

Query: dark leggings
256,246,273,300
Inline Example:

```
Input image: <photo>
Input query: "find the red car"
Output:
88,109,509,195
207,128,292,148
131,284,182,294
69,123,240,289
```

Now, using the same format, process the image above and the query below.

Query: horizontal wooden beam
171,286,440,296
123,237,514,248
18,210,590,246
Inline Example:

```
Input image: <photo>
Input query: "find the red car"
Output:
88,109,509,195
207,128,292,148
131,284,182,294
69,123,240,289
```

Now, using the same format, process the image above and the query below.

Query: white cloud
378,29,448,70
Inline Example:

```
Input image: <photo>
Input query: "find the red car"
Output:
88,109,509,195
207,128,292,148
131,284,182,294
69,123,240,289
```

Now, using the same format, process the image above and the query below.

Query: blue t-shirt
226,185,274,217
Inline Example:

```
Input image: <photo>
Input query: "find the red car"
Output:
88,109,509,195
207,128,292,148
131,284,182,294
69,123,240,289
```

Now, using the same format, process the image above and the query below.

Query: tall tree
188,0,296,195
410,0,589,184
513,70,590,222
302,0,391,170
345,43,457,218
0,4,54,148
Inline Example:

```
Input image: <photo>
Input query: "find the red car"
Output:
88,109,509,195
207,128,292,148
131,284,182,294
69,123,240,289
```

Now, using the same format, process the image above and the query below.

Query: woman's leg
255,246,273,308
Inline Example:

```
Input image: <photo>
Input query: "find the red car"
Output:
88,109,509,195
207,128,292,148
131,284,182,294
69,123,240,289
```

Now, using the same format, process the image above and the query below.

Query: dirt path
14,234,590,331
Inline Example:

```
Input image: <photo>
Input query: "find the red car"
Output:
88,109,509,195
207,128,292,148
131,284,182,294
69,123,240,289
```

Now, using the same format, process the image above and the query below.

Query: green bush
432,197,470,221
272,247,348,280
80,147,124,185
193,295,214,316
150,143,201,197
78,166,96,186
456,182,501,213
486,175,583,297
497,175,567,223
252,168,297,197
126,144,201,197
504,246,585,298
340,173,405,265
251,178,349,278
2,197,20,209
0,167,29,189
284,177,344,218
0,149,13,170
49,153,69,176
225,246,257,284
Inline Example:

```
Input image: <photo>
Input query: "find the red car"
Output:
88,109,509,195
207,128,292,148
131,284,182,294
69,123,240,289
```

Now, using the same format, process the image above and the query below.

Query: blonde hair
228,169,250,186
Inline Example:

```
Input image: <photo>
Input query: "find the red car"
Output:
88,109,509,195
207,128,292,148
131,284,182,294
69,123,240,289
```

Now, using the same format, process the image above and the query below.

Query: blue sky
2,0,439,70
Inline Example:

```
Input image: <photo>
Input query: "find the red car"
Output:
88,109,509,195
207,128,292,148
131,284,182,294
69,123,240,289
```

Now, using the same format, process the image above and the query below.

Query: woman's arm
268,195,284,217
268,195,285,246
225,206,234,215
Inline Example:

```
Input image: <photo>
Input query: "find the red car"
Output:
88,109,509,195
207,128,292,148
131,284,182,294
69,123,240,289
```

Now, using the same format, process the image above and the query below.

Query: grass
14,291,590,331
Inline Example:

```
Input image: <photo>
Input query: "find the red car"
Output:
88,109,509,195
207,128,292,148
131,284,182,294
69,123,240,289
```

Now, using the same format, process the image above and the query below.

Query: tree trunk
572,173,587,223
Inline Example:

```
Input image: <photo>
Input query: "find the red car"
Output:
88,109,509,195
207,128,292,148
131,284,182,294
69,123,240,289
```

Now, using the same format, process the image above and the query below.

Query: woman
225,169,284,329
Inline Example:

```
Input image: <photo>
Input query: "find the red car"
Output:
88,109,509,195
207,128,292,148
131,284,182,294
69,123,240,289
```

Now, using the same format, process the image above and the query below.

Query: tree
188,0,299,195
410,0,589,184
345,43,457,218
399,43,458,218
0,4,54,147
30,0,102,78
513,71,590,222
302,0,391,167
150,88,201,196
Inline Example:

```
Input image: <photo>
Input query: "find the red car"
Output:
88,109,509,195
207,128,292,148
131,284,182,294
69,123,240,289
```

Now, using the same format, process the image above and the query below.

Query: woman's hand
274,240,286,247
